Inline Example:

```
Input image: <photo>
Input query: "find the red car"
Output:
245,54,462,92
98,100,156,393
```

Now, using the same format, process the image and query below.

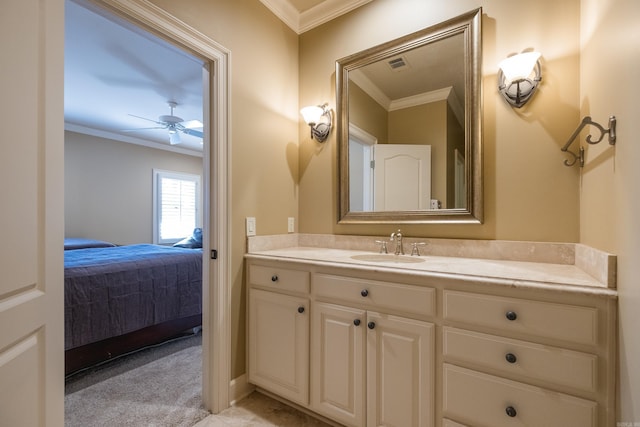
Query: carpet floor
65,332,208,427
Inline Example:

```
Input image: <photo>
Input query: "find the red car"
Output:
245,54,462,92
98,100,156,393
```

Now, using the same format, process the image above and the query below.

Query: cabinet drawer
249,264,310,294
442,327,597,393
443,364,597,427
314,273,435,317
443,290,597,346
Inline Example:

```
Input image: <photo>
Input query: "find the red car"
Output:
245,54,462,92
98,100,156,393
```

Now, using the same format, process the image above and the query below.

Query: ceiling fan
125,101,203,145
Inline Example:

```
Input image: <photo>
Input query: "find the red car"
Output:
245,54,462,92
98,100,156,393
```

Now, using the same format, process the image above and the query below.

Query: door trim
95,0,232,413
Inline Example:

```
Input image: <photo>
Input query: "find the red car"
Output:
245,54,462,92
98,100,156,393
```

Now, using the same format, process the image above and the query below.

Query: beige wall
349,82,388,144
299,0,581,241
146,0,299,378
65,131,202,245
579,0,640,421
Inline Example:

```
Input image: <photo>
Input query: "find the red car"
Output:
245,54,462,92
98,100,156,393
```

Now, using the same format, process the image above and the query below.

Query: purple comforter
64,244,202,350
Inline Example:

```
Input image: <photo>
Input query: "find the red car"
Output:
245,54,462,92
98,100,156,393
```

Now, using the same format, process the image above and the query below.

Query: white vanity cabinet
441,289,616,427
246,253,616,427
247,264,310,405
311,273,436,427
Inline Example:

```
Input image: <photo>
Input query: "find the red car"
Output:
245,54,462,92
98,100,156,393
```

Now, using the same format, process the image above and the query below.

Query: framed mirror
337,8,482,224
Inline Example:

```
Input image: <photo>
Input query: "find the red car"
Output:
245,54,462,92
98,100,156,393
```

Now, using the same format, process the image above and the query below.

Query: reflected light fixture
497,51,542,108
300,103,332,142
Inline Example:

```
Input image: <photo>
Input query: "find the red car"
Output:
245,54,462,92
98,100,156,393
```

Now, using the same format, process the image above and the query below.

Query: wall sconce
497,51,542,108
300,103,332,142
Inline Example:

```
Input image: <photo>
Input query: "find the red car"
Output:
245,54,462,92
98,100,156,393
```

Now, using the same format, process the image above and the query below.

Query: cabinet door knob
353,319,361,326
361,289,369,297
367,321,376,329
505,311,518,321
297,306,305,314
505,406,517,417
505,353,517,364
271,275,278,282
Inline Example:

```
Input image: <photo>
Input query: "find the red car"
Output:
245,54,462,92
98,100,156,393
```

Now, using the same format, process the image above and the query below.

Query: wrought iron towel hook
561,115,617,167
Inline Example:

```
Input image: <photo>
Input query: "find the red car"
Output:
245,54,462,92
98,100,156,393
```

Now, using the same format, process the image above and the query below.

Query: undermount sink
350,254,425,264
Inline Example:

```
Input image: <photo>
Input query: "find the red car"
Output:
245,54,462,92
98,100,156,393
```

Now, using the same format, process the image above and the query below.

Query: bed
64,239,203,375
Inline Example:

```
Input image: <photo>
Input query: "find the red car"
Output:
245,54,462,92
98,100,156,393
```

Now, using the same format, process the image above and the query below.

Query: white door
0,0,65,426
373,144,431,211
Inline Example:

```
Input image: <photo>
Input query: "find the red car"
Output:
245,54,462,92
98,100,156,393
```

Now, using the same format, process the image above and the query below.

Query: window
153,169,202,244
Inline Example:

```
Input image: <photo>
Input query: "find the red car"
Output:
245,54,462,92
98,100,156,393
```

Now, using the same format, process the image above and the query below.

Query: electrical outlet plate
287,217,295,233
246,217,256,236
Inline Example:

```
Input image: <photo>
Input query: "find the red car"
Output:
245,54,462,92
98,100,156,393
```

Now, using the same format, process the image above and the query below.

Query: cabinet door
367,313,435,427
311,302,366,427
248,289,309,405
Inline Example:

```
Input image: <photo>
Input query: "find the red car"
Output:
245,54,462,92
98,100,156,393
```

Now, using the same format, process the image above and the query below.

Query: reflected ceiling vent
387,56,410,71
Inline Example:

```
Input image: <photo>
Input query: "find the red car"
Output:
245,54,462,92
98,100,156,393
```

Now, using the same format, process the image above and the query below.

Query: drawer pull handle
297,306,305,314
367,321,376,329
505,406,517,417
505,311,518,321
361,289,369,297
505,353,517,364
353,319,361,326
271,275,278,282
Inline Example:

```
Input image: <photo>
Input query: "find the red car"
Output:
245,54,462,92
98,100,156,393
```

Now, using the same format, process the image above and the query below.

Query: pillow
64,238,116,250
173,228,203,248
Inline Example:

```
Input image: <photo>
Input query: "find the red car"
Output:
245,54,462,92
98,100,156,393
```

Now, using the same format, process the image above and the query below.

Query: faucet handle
410,242,427,256
375,240,388,254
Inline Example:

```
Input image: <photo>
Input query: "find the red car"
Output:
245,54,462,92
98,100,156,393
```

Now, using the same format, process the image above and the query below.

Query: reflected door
374,145,431,211
349,124,377,212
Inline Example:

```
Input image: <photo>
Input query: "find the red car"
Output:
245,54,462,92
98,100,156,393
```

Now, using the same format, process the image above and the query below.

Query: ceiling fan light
169,132,181,145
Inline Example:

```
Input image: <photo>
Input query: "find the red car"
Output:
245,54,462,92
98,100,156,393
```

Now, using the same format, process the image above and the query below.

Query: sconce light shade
498,51,542,108
300,103,332,142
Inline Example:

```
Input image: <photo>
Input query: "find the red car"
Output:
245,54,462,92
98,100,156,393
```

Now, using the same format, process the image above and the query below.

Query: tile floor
193,392,334,427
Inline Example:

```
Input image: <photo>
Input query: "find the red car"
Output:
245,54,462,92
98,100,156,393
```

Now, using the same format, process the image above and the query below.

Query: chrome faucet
390,229,404,255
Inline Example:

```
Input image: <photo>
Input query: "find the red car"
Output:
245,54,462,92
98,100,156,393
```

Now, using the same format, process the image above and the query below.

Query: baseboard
229,373,254,405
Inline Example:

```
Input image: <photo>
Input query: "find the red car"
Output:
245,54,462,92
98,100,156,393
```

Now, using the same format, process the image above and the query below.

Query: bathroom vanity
245,234,617,427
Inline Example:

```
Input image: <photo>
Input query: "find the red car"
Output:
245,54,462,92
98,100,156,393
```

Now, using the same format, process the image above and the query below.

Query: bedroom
2,0,639,425
63,0,207,377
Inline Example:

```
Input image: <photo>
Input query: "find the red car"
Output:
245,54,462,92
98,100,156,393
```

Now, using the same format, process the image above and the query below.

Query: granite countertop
246,234,618,296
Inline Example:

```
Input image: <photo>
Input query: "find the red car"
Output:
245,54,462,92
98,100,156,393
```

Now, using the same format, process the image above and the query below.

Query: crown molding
65,122,204,157
259,0,372,34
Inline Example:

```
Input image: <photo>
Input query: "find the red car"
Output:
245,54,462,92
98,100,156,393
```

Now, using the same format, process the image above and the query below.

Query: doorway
63,0,230,414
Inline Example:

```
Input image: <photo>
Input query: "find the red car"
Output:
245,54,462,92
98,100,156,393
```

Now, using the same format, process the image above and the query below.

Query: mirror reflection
337,8,482,224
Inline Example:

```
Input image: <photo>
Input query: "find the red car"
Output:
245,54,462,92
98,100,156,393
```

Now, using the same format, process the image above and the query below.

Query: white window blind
153,170,201,244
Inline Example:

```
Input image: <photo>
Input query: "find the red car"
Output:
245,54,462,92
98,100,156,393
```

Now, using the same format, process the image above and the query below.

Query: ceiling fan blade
169,132,181,145
181,128,203,138
182,119,203,129
128,113,165,125
121,126,166,132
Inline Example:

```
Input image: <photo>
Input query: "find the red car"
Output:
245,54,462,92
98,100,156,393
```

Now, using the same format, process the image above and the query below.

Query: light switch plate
246,217,256,236
287,217,295,233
